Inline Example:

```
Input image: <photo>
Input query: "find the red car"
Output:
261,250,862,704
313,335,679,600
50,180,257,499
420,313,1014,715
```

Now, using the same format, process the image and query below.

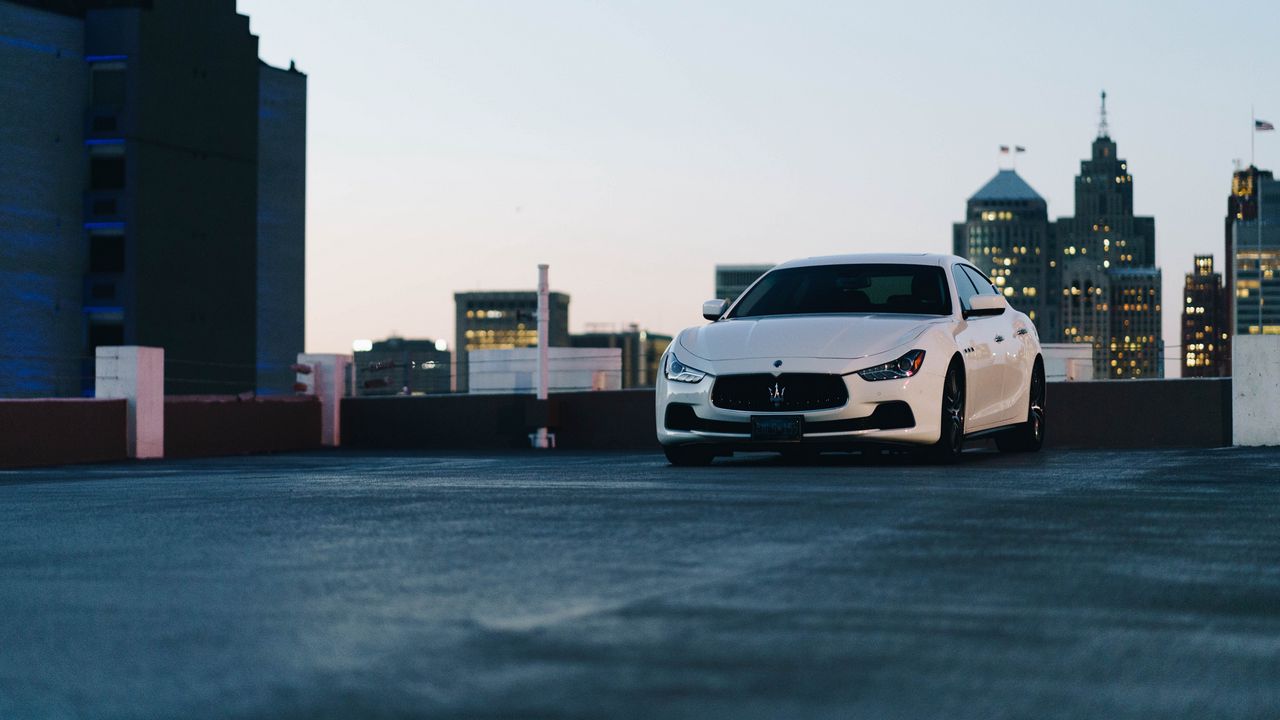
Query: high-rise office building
952,169,1053,334
1181,255,1228,377
453,291,569,393
1052,93,1162,379
1226,166,1280,357
354,337,451,396
570,324,672,388
953,94,1163,379
715,264,773,303
0,0,305,398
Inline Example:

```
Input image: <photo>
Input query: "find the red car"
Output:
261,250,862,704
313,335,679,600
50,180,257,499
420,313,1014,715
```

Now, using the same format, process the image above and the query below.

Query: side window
962,265,998,296
952,267,979,312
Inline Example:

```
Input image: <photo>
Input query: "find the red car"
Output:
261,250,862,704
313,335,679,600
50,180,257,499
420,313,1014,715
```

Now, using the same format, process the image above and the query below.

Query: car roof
771,253,967,270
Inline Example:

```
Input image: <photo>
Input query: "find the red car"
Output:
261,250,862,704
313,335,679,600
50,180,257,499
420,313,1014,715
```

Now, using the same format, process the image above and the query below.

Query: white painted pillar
532,264,552,449
1233,335,1280,446
95,346,164,459
297,353,351,447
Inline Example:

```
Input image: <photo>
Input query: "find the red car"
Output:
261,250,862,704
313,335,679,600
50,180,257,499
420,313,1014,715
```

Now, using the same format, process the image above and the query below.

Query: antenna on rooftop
1097,90,1110,138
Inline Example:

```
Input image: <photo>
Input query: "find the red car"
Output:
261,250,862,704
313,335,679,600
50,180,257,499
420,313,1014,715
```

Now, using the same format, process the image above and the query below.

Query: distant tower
1225,165,1280,356
952,170,1052,334
1181,255,1227,377
1052,93,1163,379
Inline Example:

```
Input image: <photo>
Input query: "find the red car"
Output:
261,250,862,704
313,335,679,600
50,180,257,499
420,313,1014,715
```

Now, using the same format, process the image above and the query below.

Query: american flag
1257,119,1276,131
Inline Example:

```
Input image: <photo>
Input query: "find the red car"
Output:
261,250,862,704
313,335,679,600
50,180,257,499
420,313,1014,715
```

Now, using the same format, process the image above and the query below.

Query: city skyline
237,1,1280,376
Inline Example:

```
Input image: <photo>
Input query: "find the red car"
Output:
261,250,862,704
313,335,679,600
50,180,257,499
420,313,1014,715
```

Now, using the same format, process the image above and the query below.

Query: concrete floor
1,448,1278,719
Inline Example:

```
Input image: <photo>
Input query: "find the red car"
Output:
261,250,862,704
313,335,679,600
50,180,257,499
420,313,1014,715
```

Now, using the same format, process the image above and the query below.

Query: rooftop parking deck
2,447,1279,718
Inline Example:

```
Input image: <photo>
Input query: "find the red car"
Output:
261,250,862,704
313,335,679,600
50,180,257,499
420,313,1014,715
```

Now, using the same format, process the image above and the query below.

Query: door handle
994,335,1005,343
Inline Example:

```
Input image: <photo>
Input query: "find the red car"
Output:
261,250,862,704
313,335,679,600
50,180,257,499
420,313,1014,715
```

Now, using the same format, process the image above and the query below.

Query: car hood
677,314,945,362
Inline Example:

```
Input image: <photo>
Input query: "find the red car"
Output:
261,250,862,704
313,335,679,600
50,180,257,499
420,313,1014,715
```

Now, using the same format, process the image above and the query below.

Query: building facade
0,0,305,398
1053,98,1162,379
1181,255,1227,377
954,94,1163,379
1226,166,1280,355
256,61,307,395
453,291,569,393
952,169,1053,334
570,324,672,388
354,337,450,396
715,264,773,303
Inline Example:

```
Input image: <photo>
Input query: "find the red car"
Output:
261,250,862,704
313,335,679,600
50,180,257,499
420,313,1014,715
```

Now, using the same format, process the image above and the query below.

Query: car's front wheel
997,361,1045,453
929,361,965,463
663,444,716,467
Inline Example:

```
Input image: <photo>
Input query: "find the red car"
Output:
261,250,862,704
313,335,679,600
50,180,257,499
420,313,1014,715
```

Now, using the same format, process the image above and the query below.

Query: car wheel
930,361,965,463
663,444,716,467
997,361,1046,453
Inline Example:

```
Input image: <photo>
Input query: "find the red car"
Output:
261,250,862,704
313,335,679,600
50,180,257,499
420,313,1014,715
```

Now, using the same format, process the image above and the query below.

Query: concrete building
256,61,307,395
570,324,672,388
1052,93,1162,379
354,337,450,396
715,264,773,304
467,348,621,394
1226,166,1280,359
454,290,569,393
1182,255,1228,377
0,0,305,398
952,169,1053,333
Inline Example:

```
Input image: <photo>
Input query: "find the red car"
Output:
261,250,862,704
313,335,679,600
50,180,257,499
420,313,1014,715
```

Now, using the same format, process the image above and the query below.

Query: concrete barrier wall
341,380,1233,452
342,394,539,450
1046,378,1230,449
0,399,128,469
165,396,322,459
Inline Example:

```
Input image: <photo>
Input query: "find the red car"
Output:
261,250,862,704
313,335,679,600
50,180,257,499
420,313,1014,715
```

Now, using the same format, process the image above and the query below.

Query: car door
951,266,1003,430
960,265,1020,424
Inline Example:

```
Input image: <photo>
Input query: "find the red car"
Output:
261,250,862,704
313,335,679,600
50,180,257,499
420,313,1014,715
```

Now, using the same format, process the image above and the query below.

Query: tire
929,361,966,463
996,361,1046,453
663,444,716,466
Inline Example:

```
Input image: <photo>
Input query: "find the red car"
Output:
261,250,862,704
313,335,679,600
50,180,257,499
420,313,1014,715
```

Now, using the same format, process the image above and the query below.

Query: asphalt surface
1,448,1278,719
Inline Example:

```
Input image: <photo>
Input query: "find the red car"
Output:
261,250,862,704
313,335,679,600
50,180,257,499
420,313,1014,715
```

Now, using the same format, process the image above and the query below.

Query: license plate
751,415,803,442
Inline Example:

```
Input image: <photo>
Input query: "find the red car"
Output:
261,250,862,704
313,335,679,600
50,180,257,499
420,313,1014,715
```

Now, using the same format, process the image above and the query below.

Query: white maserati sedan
656,253,1045,465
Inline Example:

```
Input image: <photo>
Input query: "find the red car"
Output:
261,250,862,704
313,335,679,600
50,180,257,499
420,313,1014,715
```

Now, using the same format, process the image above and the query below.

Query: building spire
1097,90,1109,138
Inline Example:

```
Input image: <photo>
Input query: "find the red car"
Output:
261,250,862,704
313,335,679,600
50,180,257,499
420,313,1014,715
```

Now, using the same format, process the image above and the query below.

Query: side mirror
964,294,1007,319
702,299,728,321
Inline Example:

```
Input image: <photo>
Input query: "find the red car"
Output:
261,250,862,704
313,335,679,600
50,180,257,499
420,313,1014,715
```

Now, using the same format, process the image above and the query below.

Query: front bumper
655,351,946,449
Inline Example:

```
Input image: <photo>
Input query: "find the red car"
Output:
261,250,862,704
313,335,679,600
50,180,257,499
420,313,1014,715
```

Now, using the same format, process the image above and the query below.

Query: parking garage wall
341,380,1233,452
0,399,128,469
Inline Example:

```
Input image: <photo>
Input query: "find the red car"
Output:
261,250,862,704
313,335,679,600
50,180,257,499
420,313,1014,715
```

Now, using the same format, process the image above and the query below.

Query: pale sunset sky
238,0,1280,376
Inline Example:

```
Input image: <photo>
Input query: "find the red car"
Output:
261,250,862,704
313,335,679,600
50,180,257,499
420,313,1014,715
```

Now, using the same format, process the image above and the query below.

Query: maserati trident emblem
768,382,786,408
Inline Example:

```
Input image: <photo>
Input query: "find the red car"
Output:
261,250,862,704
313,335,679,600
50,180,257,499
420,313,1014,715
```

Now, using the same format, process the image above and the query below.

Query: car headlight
665,353,708,383
856,350,925,381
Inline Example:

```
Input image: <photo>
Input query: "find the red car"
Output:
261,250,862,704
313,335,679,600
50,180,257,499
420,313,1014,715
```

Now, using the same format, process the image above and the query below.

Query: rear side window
962,265,998,296
952,266,980,312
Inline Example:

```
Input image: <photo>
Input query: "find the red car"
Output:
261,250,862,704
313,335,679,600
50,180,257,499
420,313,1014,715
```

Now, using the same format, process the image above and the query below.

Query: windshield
728,263,952,318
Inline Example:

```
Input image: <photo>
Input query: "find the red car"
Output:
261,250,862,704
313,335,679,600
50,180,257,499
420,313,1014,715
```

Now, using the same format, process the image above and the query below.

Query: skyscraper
453,290,569,393
1052,92,1162,379
952,169,1052,334
1225,166,1280,358
0,0,306,397
1181,255,1227,377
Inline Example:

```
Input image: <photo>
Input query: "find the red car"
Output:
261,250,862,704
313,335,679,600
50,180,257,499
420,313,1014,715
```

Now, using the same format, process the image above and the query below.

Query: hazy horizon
238,0,1280,376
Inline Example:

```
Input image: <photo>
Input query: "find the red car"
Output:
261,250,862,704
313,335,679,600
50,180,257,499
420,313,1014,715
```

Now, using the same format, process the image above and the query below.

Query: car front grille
710,373,848,412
